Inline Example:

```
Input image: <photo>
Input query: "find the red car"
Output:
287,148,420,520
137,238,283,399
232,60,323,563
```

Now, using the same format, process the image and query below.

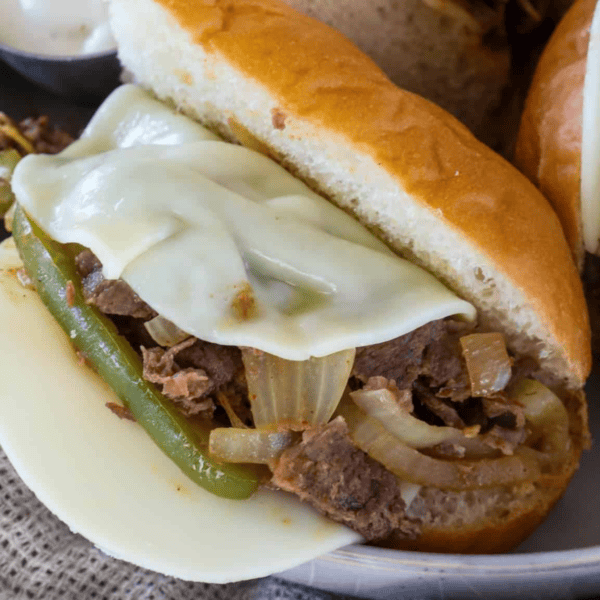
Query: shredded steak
272,417,421,541
418,393,465,428
75,250,156,319
353,321,446,388
141,337,245,417
0,114,73,155
421,320,471,386
19,116,74,154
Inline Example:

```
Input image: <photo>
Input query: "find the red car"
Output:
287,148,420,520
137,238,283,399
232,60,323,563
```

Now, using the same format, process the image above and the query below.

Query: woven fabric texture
0,445,346,600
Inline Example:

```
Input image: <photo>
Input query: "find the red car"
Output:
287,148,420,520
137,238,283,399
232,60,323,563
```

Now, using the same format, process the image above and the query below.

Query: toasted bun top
515,0,595,269
109,0,591,387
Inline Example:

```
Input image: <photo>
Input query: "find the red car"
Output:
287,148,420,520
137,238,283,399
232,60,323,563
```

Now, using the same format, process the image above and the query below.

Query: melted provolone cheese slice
581,0,600,254
13,85,475,360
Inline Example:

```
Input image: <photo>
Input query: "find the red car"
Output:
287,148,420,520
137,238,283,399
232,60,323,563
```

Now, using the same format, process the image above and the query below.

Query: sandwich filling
5,85,573,543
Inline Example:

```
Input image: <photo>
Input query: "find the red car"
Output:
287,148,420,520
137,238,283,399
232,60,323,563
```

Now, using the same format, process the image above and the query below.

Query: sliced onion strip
339,400,541,490
216,391,248,429
460,332,512,396
144,315,190,347
511,379,570,461
350,386,492,454
350,389,466,448
242,347,355,429
209,427,294,463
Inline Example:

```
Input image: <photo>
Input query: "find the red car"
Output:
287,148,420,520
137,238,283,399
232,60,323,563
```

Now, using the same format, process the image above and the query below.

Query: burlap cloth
0,444,356,600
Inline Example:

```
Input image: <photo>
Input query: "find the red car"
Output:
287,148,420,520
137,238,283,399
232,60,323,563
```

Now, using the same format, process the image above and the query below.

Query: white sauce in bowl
0,0,116,56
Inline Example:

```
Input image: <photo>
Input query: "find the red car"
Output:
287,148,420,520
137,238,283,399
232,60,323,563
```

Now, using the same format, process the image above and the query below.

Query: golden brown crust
383,503,563,554
515,0,595,269
155,0,591,385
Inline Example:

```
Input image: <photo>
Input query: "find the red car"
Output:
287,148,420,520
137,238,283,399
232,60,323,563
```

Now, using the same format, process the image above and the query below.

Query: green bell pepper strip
12,203,261,499
0,149,20,216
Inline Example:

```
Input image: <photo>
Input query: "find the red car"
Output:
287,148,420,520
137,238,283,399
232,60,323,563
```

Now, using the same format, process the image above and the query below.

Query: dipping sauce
0,0,116,56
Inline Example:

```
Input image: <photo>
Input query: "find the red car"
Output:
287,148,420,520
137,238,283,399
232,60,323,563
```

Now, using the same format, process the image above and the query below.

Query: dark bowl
0,44,121,99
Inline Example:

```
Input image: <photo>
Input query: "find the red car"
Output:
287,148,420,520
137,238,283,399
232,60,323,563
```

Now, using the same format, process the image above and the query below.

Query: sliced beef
75,250,156,319
354,319,475,396
172,338,245,391
481,425,527,456
421,320,470,386
0,114,73,155
19,116,74,154
142,338,214,416
417,393,465,428
87,279,157,319
353,320,445,389
271,417,421,542
141,337,245,417
421,320,474,404
75,250,102,277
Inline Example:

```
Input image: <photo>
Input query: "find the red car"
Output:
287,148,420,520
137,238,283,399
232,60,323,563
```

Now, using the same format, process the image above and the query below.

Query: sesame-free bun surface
515,0,595,269
110,0,590,388
279,0,511,147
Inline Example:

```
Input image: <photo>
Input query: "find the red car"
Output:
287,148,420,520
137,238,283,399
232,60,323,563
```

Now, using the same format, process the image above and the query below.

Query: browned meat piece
86,279,157,319
142,338,214,416
105,402,136,422
434,374,472,403
19,116,74,154
481,425,527,456
422,319,473,389
141,337,246,417
75,250,102,277
75,250,156,319
172,338,245,391
482,394,526,429
419,394,465,428
354,319,475,394
353,320,445,389
271,417,421,542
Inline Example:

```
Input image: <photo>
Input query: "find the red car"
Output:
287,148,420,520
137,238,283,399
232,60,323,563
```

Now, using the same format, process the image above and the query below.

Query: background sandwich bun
515,0,600,269
0,0,592,576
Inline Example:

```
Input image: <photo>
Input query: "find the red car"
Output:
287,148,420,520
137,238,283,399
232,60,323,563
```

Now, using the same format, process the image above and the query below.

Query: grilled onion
144,315,190,347
339,400,541,490
242,347,355,430
460,332,512,396
209,427,294,463
511,379,570,463
349,386,493,456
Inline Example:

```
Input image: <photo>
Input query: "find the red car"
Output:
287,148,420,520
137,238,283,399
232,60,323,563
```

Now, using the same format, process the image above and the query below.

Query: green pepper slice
12,203,261,499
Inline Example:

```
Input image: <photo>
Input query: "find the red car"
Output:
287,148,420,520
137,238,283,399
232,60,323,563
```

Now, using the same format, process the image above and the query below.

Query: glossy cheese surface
13,85,474,360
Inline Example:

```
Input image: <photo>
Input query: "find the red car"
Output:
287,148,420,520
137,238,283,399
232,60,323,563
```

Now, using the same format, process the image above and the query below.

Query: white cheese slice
12,85,475,360
581,0,600,254
0,238,362,583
